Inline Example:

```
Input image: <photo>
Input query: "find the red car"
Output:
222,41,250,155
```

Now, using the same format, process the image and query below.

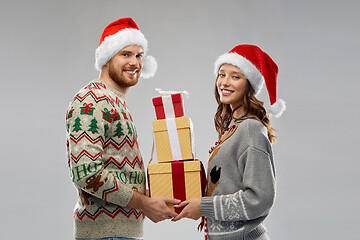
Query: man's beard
108,64,140,89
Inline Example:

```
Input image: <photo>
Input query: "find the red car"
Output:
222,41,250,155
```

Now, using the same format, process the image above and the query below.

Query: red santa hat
95,17,157,78
214,44,286,117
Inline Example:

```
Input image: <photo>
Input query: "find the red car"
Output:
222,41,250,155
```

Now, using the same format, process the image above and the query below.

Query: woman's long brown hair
214,77,276,143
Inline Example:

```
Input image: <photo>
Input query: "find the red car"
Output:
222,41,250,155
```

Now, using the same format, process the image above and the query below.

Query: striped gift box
148,160,206,213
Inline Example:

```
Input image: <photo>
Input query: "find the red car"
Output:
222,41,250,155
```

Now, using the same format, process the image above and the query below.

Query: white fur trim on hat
214,52,265,95
268,99,286,118
95,28,149,72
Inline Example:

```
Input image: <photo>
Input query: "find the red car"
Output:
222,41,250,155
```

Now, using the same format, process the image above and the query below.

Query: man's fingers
168,210,178,219
172,211,185,222
174,201,188,208
163,197,181,205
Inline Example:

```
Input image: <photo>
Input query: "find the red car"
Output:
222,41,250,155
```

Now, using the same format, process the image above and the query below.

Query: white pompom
141,55,157,78
268,99,286,118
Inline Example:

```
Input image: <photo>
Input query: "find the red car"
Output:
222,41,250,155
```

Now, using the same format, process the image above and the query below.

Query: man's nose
128,55,140,66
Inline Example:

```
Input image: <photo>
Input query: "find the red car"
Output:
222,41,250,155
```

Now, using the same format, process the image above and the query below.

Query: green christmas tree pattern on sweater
88,118,99,133
65,80,144,239
67,106,138,138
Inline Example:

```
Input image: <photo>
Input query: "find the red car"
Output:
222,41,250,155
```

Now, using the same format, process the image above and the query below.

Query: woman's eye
219,73,225,77
233,76,240,79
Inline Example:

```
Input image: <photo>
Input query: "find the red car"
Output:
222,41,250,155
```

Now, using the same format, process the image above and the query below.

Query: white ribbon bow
155,88,190,98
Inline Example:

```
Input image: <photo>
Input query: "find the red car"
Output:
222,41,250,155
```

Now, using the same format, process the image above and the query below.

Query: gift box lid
148,160,201,175
152,116,191,132
152,93,182,106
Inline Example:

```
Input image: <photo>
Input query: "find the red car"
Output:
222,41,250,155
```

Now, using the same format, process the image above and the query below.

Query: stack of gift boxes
147,92,206,213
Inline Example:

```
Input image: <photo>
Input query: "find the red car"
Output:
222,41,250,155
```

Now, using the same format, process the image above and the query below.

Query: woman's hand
126,191,180,223
172,198,202,222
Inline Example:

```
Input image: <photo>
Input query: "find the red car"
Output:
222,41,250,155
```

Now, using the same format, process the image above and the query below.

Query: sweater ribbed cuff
201,197,216,219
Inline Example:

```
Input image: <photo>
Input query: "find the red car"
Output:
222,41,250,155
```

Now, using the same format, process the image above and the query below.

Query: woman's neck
232,105,245,118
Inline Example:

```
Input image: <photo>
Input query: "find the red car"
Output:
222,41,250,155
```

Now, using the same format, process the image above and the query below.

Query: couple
66,17,285,240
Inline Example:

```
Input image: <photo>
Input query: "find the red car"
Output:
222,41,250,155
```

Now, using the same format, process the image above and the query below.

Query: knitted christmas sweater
201,118,276,240
66,80,145,239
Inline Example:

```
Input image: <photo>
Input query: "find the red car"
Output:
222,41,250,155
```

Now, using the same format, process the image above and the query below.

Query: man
66,17,179,240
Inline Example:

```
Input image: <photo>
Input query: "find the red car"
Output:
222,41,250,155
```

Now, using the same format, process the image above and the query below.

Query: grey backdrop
1,0,359,239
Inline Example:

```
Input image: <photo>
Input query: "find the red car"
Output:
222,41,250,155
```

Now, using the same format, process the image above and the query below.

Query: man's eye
219,73,225,77
136,55,143,58
121,53,128,57
233,76,240,79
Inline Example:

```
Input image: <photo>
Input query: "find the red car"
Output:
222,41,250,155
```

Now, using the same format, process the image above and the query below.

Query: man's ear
102,62,109,71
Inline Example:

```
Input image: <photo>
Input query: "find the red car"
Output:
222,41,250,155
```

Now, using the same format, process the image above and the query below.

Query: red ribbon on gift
111,109,120,121
152,93,184,120
83,103,93,108
102,108,113,123
81,103,94,115
171,161,187,214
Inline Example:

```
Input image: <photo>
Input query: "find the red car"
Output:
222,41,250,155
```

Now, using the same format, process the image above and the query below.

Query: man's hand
172,198,202,222
126,191,180,223
142,196,180,223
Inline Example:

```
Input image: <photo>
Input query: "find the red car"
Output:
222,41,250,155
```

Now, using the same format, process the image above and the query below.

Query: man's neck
98,70,128,95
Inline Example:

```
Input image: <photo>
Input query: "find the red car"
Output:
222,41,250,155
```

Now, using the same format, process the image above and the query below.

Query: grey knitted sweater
201,118,276,240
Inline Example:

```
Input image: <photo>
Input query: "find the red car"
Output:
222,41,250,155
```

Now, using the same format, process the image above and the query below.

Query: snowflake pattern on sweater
201,118,276,240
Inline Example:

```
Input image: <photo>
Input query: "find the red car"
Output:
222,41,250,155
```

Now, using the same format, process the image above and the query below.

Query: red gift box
152,93,185,120
80,103,95,115
111,109,121,121
102,108,114,123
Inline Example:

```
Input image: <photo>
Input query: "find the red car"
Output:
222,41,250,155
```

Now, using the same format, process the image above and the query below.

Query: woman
172,44,285,240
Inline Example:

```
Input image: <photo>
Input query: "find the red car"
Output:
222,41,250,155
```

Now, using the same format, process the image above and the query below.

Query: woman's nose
219,76,230,86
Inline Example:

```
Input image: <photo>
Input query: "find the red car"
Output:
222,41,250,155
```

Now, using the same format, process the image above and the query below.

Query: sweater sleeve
201,124,276,221
66,97,134,207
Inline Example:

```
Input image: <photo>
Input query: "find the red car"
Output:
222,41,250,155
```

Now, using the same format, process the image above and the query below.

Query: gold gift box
148,160,205,213
152,116,194,163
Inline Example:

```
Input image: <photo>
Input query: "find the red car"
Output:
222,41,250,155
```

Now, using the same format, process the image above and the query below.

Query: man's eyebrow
118,50,144,55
